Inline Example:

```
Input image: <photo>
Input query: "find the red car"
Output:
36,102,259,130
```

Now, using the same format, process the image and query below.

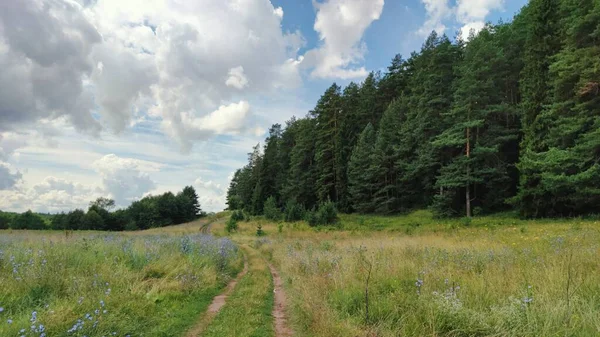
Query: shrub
431,192,458,218
316,200,338,225
231,210,245,222
256,223,265,236
263,196,282,221
305,201,338,227
226,217,239,233
305,208,319,227
284,200,305,222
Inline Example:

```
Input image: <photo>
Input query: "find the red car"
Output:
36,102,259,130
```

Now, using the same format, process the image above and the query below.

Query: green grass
202,245,274,337
223,210,600,337
0,231,242,336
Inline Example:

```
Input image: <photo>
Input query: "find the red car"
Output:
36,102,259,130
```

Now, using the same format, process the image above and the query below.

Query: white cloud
93,154,158,206
0,162,22,190
225,66,249,89
0,175,102,213
194,177,226,212
417,0,451,37
456,0,503,38
459,21,486,38
0,0,102,134
302,0,384,79
162,100,254,151
416,0,503,39
0,0,304,149
273,7,284,19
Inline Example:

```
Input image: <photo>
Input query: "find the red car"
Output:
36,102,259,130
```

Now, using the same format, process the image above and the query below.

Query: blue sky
0,0,528,213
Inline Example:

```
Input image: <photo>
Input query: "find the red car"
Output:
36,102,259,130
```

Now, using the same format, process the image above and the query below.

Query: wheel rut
268,263,293,337
185,254,248,337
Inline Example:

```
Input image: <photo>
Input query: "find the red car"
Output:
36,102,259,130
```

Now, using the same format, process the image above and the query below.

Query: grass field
1,211,599,337
0,221,242,337
223,211,600,337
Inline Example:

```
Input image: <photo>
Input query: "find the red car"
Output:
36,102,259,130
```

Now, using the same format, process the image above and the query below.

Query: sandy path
185,255,249,337
268,263,294,337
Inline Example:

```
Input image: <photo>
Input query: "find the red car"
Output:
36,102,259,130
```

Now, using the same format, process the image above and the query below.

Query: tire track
268,263,294,337
185,254,249,337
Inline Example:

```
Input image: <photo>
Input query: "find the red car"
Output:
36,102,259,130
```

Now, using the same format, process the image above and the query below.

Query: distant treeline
227,0,600,218
0,186,203,231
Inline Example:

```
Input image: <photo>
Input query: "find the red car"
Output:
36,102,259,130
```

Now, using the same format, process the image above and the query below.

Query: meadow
0,220,243,337
1,212,599,337
225,211,600,337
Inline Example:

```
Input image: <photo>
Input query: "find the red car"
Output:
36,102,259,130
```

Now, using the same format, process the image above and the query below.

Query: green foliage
226,1,600,219
306,201,339,227
0,211,12,229
347,124,377,213
256,223,265,236
284,199,305,222
231,210,246,222
263,196,282,221
11,210,46,230
226,217,239,233
82,210,104,230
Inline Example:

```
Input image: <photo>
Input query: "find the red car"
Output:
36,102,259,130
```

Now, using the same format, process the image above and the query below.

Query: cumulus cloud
93,154,158,206
416,0,503,38
456,0,503,37
0,162,22,190
0,0,304,149
0,0,102,134
225,66,249,89
302,0,384,79
417,0,451,37
193,177,226,212
0,175,102,212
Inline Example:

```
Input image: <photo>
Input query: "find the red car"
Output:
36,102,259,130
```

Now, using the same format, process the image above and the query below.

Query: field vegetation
0,224,242,337
222,210,600,337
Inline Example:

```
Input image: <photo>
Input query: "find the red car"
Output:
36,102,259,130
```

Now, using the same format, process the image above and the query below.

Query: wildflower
0,307,4,313
8,319,13,324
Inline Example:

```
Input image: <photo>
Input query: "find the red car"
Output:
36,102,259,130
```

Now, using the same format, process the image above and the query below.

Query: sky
0,0,527,213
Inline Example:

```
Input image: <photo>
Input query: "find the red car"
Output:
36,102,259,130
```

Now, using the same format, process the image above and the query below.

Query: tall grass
249,212,600,337
0,231,242,336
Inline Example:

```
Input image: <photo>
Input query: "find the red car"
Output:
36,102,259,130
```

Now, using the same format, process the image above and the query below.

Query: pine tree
433,25,522,217
396,32,460,209
347,124,377,213
514,0,600,216
312,84,343,204
284,118,318,209
371,99,404,214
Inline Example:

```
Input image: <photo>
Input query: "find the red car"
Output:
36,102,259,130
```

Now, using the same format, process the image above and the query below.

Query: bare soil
268,263,293,337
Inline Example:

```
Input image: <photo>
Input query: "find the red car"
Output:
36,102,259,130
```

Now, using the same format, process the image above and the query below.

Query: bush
305,201,338,227
305,208,319,226
231,209,245,222
226,217,239,233
431,192,458,218
284,200,305,222
256,223,265,236
316,200,338,225
263,196,282,221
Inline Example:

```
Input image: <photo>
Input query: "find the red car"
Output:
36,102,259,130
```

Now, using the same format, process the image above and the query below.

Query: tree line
0,186,203,230
227,0,600,218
